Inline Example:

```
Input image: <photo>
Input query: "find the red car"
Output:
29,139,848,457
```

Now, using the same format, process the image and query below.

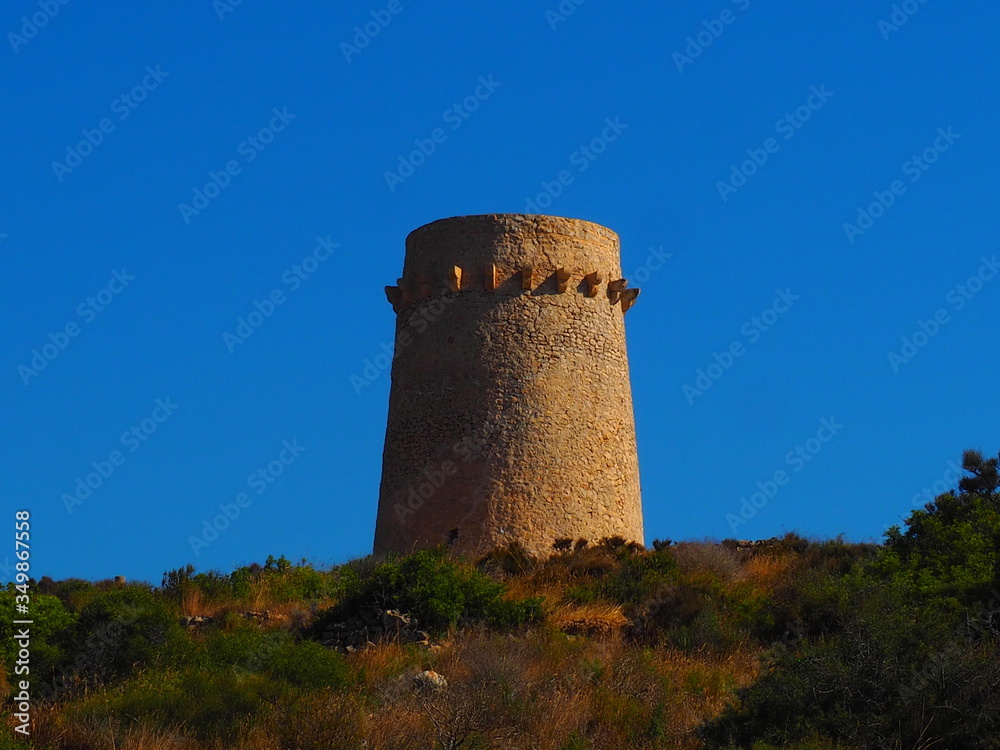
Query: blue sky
2,1,998,584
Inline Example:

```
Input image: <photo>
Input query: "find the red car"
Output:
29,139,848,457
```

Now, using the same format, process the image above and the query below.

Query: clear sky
2,1,998,584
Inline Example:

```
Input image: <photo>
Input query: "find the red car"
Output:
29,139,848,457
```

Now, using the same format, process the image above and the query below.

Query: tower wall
374,214,643,558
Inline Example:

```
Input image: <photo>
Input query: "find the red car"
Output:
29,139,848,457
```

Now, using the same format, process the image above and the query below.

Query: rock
412,670,448,690
179,615,213,628
382,609,411,631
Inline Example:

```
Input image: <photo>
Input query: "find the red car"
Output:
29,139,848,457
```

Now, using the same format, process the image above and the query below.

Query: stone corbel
620,288,640,313
584,271,603,298
607,278,628,305
384,285,402,311
555,267,572,293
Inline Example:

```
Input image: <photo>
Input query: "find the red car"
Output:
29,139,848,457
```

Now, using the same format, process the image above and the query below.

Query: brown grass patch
738,552,797,594
548,601,629,636
670,541,742,581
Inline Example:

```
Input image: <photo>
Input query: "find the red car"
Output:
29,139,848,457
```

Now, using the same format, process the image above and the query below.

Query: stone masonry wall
373,214,643,558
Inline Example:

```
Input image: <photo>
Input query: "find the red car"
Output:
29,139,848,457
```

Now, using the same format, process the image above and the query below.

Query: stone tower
374,214,643,558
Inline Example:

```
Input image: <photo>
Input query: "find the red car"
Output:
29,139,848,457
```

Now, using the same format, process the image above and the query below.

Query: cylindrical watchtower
374,214,643,558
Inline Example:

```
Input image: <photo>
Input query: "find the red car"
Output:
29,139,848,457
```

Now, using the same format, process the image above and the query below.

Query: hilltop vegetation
2,450,999,749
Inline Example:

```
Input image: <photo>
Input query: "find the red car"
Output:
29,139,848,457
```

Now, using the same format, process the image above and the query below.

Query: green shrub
312,548,542,636
204,621,286,671
162,556,340,607
66,585,193,683
265,640,348,689
701,451,1000,749
557,547,679,608
203,621,348,689
0,590,75,693
68,667,286,741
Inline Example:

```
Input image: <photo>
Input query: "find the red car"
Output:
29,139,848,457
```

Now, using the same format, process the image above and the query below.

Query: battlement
384,263,640,313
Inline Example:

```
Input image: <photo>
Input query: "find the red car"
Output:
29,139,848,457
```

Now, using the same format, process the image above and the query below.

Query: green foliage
203,621,348,689
958,448,1000,498
599,549,679,604
0,590,75,693
312,547,543,636
476,542,537,576
702,450,1000,749
161,555,341,606
877,491,1000,603
36,576,95,607
264,639,349,689
68,667,287,742
66,585,193,683
556,546,679,607
876,449,1000,605
8,450,1000,749
203,620,286,670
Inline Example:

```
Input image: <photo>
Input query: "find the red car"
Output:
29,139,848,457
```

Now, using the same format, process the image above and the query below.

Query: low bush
311,547,543,637
66,667,286,742
64,585,194,684
0,590,75,695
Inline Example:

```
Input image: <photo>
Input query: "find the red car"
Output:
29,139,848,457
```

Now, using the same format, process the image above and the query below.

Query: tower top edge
406,214,618,243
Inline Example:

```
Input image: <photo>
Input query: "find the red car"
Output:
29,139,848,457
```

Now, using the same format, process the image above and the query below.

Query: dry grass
352,628,762,750
177,584,326,630
651,644,762,740
179,586,221,618
24,704,193,750
16,546,787,750
738,552,797,595
548,601,629,636
16,628,763,750
670,541,741,581
348,641,426,687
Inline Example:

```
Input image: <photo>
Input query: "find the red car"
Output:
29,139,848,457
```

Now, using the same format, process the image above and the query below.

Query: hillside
2,450,999,750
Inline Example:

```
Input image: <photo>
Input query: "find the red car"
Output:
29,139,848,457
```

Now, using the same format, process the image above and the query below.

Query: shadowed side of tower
374,214,643,558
